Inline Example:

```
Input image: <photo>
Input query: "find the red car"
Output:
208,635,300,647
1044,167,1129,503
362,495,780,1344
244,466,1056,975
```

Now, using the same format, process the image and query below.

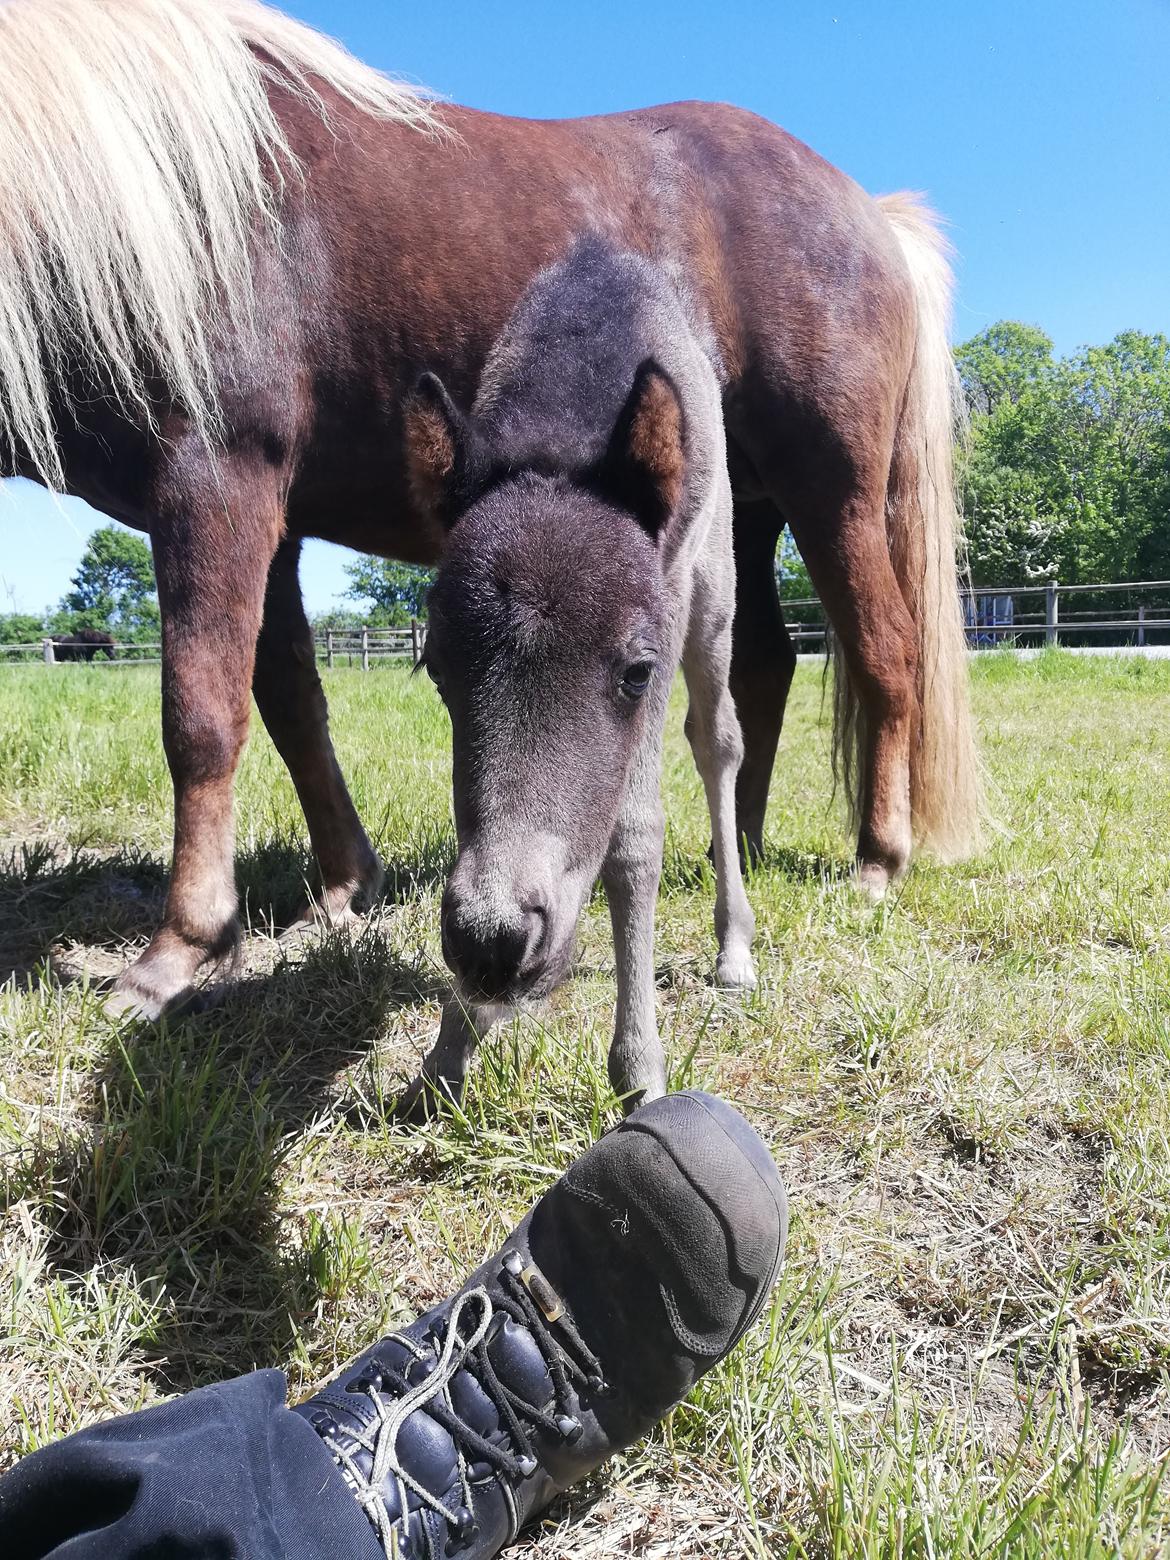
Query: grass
2,650,1170,1556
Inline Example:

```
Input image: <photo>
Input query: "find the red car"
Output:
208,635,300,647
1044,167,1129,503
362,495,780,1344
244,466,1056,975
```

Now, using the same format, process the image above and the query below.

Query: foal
398,236,754,1114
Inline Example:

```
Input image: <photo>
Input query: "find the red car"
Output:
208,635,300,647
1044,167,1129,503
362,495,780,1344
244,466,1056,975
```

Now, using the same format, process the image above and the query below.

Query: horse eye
620,660,655,699
422,654,446,699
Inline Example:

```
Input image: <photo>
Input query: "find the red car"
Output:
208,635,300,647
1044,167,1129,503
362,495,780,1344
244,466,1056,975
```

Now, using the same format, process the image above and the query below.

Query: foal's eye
423,655,446,700
619,660,655,700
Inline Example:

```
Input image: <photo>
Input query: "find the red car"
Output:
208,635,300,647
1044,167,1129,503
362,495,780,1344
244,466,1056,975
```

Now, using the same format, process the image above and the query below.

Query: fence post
326,630,334,670
1138,603,1146,648
411,617,421,666
361,626,369,673
1045,580,1059,647
42,637,55,665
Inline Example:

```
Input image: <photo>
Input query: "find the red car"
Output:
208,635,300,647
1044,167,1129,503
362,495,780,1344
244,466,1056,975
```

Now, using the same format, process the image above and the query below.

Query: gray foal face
427,475,666,1005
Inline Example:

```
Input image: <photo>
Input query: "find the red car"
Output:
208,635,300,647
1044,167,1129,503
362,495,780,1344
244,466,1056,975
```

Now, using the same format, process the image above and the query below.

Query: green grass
2,651,1170,1555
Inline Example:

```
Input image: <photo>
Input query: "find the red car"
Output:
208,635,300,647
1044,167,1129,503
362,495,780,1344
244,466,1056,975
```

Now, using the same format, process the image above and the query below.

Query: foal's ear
403,372,477,521
603,359,686,537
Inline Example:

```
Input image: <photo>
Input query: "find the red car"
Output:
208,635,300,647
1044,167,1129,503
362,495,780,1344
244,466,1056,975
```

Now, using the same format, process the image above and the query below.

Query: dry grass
2,650,1170,1556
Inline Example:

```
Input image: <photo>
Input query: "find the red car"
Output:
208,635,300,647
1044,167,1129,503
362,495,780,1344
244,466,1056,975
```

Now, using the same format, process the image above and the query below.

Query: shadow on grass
6,916,449,1396
0,841,167,985
0,832,453,987
659,836,850,896
748,842,852,885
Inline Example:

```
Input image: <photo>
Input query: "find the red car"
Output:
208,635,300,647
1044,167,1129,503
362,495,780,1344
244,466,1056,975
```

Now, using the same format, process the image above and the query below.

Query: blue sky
3,0,1167,616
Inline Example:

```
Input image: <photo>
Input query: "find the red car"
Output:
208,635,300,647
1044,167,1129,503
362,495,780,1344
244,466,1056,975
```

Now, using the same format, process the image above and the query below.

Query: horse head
405,359,689,1006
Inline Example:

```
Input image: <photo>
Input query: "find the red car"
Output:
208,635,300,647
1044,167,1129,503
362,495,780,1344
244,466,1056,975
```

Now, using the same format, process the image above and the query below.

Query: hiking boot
295,1089,787,1557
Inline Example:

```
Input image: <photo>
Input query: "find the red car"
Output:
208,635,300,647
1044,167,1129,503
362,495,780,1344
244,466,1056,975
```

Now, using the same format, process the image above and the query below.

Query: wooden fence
315,621,427,669
778,577,1170,653
6,581,1170,668
0,639,163,665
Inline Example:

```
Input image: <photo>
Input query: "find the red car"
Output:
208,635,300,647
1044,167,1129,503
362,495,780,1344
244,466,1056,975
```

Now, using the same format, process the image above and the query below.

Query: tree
955,322,1054,417
0,612,46,644
956,325,1170,587
343,556,433,623
776,531,813,599
61,524,159,635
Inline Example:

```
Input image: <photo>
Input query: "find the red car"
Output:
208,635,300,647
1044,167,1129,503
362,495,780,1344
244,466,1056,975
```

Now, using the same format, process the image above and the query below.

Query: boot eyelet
347,1367,383,1394
502,1250,524,1276
555,1414,582,1443
409,1354,439,1383
444,1505,479,1555
517,1453,538,1478
586,1374,616,1400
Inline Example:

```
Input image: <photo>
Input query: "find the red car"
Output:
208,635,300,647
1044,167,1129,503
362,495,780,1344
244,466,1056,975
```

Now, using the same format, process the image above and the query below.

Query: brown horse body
4,5,977,1026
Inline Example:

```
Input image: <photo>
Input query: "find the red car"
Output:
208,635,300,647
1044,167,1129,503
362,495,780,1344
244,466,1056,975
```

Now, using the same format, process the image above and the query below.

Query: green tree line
0,524,159,644
956,324,1170,587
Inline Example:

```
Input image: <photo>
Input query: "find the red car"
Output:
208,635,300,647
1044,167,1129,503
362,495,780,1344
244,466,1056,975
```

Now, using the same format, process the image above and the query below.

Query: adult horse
50,630,116,663
0,0,979,1040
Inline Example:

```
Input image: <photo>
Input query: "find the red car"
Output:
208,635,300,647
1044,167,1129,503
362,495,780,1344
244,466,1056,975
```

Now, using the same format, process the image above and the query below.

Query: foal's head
407,362,688,1006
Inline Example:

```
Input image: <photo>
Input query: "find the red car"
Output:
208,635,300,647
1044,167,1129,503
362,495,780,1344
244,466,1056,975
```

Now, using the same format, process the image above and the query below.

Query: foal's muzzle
441,878,556,1004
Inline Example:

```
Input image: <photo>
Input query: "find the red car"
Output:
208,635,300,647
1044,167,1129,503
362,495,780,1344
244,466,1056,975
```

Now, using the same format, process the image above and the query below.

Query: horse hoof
391,1073,464,1127
716,951,757,991
855,863,892,902
102,981,168,1023
280,905,363,947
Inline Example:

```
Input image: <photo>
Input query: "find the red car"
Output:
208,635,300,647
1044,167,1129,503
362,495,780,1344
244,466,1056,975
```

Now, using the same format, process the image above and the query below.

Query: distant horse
50,630,116,663
400,235,755,1111
0,0,980,1043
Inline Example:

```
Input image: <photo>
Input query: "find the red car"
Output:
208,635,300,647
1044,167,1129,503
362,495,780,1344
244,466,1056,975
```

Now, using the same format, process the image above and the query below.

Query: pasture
2,653,1169,1556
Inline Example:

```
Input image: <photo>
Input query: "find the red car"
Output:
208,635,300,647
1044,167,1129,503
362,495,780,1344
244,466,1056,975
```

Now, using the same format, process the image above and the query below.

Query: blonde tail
861,193,981,860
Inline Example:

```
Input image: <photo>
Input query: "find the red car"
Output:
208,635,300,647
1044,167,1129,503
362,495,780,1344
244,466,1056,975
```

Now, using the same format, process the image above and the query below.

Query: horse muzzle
440,851,579,1005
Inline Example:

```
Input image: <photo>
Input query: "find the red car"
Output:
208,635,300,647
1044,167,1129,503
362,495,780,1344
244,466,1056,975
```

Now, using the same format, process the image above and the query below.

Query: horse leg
252,536,383,925
107,448,283,1018
729,498,797,862
683,496,757,990
785,486,917,897
602,701,669,1111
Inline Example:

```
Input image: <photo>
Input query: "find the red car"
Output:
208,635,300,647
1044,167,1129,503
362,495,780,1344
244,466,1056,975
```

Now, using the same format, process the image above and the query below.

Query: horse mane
0,0,441,490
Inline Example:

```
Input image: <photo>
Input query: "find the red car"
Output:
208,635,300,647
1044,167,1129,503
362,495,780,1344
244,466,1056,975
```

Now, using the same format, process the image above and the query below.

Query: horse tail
855,192,981,861
0,0,441,490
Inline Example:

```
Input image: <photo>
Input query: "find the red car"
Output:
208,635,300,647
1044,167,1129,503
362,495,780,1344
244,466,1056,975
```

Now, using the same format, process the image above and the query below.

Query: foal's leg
602,702,669,1110
252,536,383,925
728,499,797,862
107,448,284,1019
393,998,503,1122
684,504,757,991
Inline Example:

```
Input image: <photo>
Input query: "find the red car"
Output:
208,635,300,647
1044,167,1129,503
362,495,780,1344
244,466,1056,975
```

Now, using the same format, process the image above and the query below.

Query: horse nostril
520,900,550,971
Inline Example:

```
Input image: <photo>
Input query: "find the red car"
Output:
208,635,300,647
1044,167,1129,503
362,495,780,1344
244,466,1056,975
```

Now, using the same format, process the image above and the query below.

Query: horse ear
603,359,686,536
403,372,475,522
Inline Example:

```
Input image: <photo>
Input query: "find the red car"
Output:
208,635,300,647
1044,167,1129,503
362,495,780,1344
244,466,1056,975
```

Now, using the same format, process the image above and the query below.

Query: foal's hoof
391,1072,466,1127
716,950,757,991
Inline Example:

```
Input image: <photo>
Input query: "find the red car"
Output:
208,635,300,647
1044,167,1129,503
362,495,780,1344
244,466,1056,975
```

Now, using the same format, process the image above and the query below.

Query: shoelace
317,1254,609,1557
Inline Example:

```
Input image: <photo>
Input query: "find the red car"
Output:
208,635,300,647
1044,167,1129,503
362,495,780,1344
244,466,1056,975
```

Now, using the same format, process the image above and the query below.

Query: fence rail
314,623,427,669
0,638,162,665
779,578,1170,652
6,580,1170,669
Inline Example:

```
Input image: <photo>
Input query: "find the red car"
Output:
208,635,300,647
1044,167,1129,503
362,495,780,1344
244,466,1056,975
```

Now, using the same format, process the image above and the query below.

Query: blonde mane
0,0,441,489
